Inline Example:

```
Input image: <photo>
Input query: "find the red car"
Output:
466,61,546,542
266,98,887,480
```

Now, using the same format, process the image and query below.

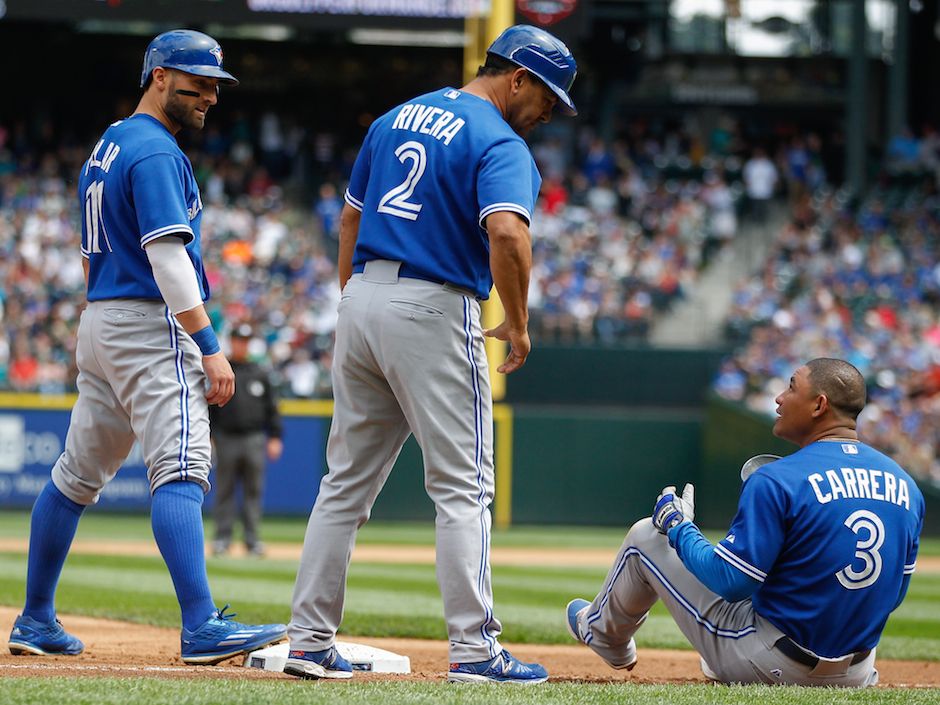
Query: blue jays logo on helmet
140,29,238,88
486,24,577,116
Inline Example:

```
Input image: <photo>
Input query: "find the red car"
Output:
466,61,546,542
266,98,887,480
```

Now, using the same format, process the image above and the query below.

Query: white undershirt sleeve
144,236,203,315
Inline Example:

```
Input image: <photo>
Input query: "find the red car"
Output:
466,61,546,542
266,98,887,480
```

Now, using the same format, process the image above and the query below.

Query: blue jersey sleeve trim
904,563,916,575
140,225,194,248
714,542,768,582
344,188,364,211
478,202,531,229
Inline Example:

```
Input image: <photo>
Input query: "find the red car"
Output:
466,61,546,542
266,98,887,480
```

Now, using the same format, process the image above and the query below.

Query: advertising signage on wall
245,0,490,17
516,0,577,26
1,0,488,27
0,405,327,514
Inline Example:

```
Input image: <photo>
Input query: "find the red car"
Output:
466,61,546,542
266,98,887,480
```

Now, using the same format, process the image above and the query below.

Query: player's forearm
669,522,760,602
145,237,220,355
174,306,212,336
145,236,203,318
338,204,361,289
488,214,532,330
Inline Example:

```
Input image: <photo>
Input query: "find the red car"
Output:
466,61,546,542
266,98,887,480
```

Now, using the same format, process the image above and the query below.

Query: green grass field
2,679,940,705
0,511,937,704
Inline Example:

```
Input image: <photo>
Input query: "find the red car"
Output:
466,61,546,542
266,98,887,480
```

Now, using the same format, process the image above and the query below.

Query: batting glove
652,483,695,534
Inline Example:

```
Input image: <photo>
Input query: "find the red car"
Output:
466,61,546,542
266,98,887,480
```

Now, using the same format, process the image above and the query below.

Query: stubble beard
165,92,205,132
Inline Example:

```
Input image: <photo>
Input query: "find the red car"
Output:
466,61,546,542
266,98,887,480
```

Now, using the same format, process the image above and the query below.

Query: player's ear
151,67,169,91
812,393,829,417
511,68,527,94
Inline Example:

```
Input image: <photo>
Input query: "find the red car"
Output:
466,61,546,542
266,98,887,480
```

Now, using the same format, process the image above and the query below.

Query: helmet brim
143,65,240,88
525,68,577,116
175,65,239,86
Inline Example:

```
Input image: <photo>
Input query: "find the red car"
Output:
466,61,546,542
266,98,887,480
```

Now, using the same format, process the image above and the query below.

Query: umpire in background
210,324,283,557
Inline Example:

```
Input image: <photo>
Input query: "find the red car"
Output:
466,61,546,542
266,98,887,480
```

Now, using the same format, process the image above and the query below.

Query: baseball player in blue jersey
6,30,286,664
286,25,577,683
566,358,924,686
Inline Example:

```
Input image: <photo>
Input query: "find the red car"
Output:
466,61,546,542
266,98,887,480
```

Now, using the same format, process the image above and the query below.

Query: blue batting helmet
487,25,577,116
140,30,238,89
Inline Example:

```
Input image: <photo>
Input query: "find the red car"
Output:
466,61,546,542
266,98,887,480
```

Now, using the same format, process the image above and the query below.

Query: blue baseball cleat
448,649,548,684
8,614,84,656
180,605,286,665
565,597,591,644
283,646,353,679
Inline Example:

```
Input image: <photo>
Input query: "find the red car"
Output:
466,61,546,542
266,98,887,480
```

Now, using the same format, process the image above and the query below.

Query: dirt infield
0,538,938,571
1,607,938,687
0,538,625,567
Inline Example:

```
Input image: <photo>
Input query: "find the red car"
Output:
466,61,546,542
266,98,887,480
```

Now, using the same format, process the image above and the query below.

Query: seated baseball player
565,358,924,687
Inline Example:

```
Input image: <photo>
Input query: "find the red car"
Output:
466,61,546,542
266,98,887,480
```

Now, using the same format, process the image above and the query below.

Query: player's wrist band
191,325,221,356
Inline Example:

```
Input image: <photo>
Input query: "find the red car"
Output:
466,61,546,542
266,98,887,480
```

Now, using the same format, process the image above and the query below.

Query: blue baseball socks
151,480,216,631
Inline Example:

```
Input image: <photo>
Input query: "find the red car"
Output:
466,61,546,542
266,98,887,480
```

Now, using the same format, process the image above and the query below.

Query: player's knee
425,478,492,516
149,468,210,497
623,517,659,548
51,456,105,506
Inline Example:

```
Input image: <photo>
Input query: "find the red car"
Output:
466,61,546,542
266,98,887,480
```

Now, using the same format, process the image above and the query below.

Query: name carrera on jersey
391,103,466,145
808,467,912,509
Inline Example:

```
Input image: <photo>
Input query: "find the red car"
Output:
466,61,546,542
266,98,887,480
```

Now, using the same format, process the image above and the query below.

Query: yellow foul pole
464,0,516,529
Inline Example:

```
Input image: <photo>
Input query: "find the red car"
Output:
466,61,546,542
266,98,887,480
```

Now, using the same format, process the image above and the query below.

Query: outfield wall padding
369,407,703,526
505,346,727,407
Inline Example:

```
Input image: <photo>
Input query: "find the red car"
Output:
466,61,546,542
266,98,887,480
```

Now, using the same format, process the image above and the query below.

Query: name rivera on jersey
808,466,912,509
391,101,466,145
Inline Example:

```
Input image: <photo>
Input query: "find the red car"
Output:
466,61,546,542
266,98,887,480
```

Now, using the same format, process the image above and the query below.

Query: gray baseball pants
579,518,878,687
289,260,502,662
52,300,211,505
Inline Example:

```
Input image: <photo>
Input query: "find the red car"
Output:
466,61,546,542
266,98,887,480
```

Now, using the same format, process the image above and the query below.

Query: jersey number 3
377,141,426,221
836,510,885,590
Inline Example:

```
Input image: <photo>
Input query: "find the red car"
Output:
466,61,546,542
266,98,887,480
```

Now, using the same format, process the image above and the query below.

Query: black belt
774,637,870,668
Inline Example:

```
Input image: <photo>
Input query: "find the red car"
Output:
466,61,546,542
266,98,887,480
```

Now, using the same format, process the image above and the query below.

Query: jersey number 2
836,510,885,590
377,141,426,221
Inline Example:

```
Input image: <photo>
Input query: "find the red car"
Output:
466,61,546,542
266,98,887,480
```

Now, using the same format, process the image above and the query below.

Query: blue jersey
716,440,924,657
79,114,208,302
344,87,541,299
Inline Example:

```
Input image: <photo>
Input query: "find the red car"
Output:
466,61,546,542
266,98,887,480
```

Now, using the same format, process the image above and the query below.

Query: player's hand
202,351,235,407
483,321,531,374
652,483,695,534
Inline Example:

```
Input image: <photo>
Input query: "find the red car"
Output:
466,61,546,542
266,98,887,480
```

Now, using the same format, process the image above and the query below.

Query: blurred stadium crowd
0,109,801,392
3,107,939,483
